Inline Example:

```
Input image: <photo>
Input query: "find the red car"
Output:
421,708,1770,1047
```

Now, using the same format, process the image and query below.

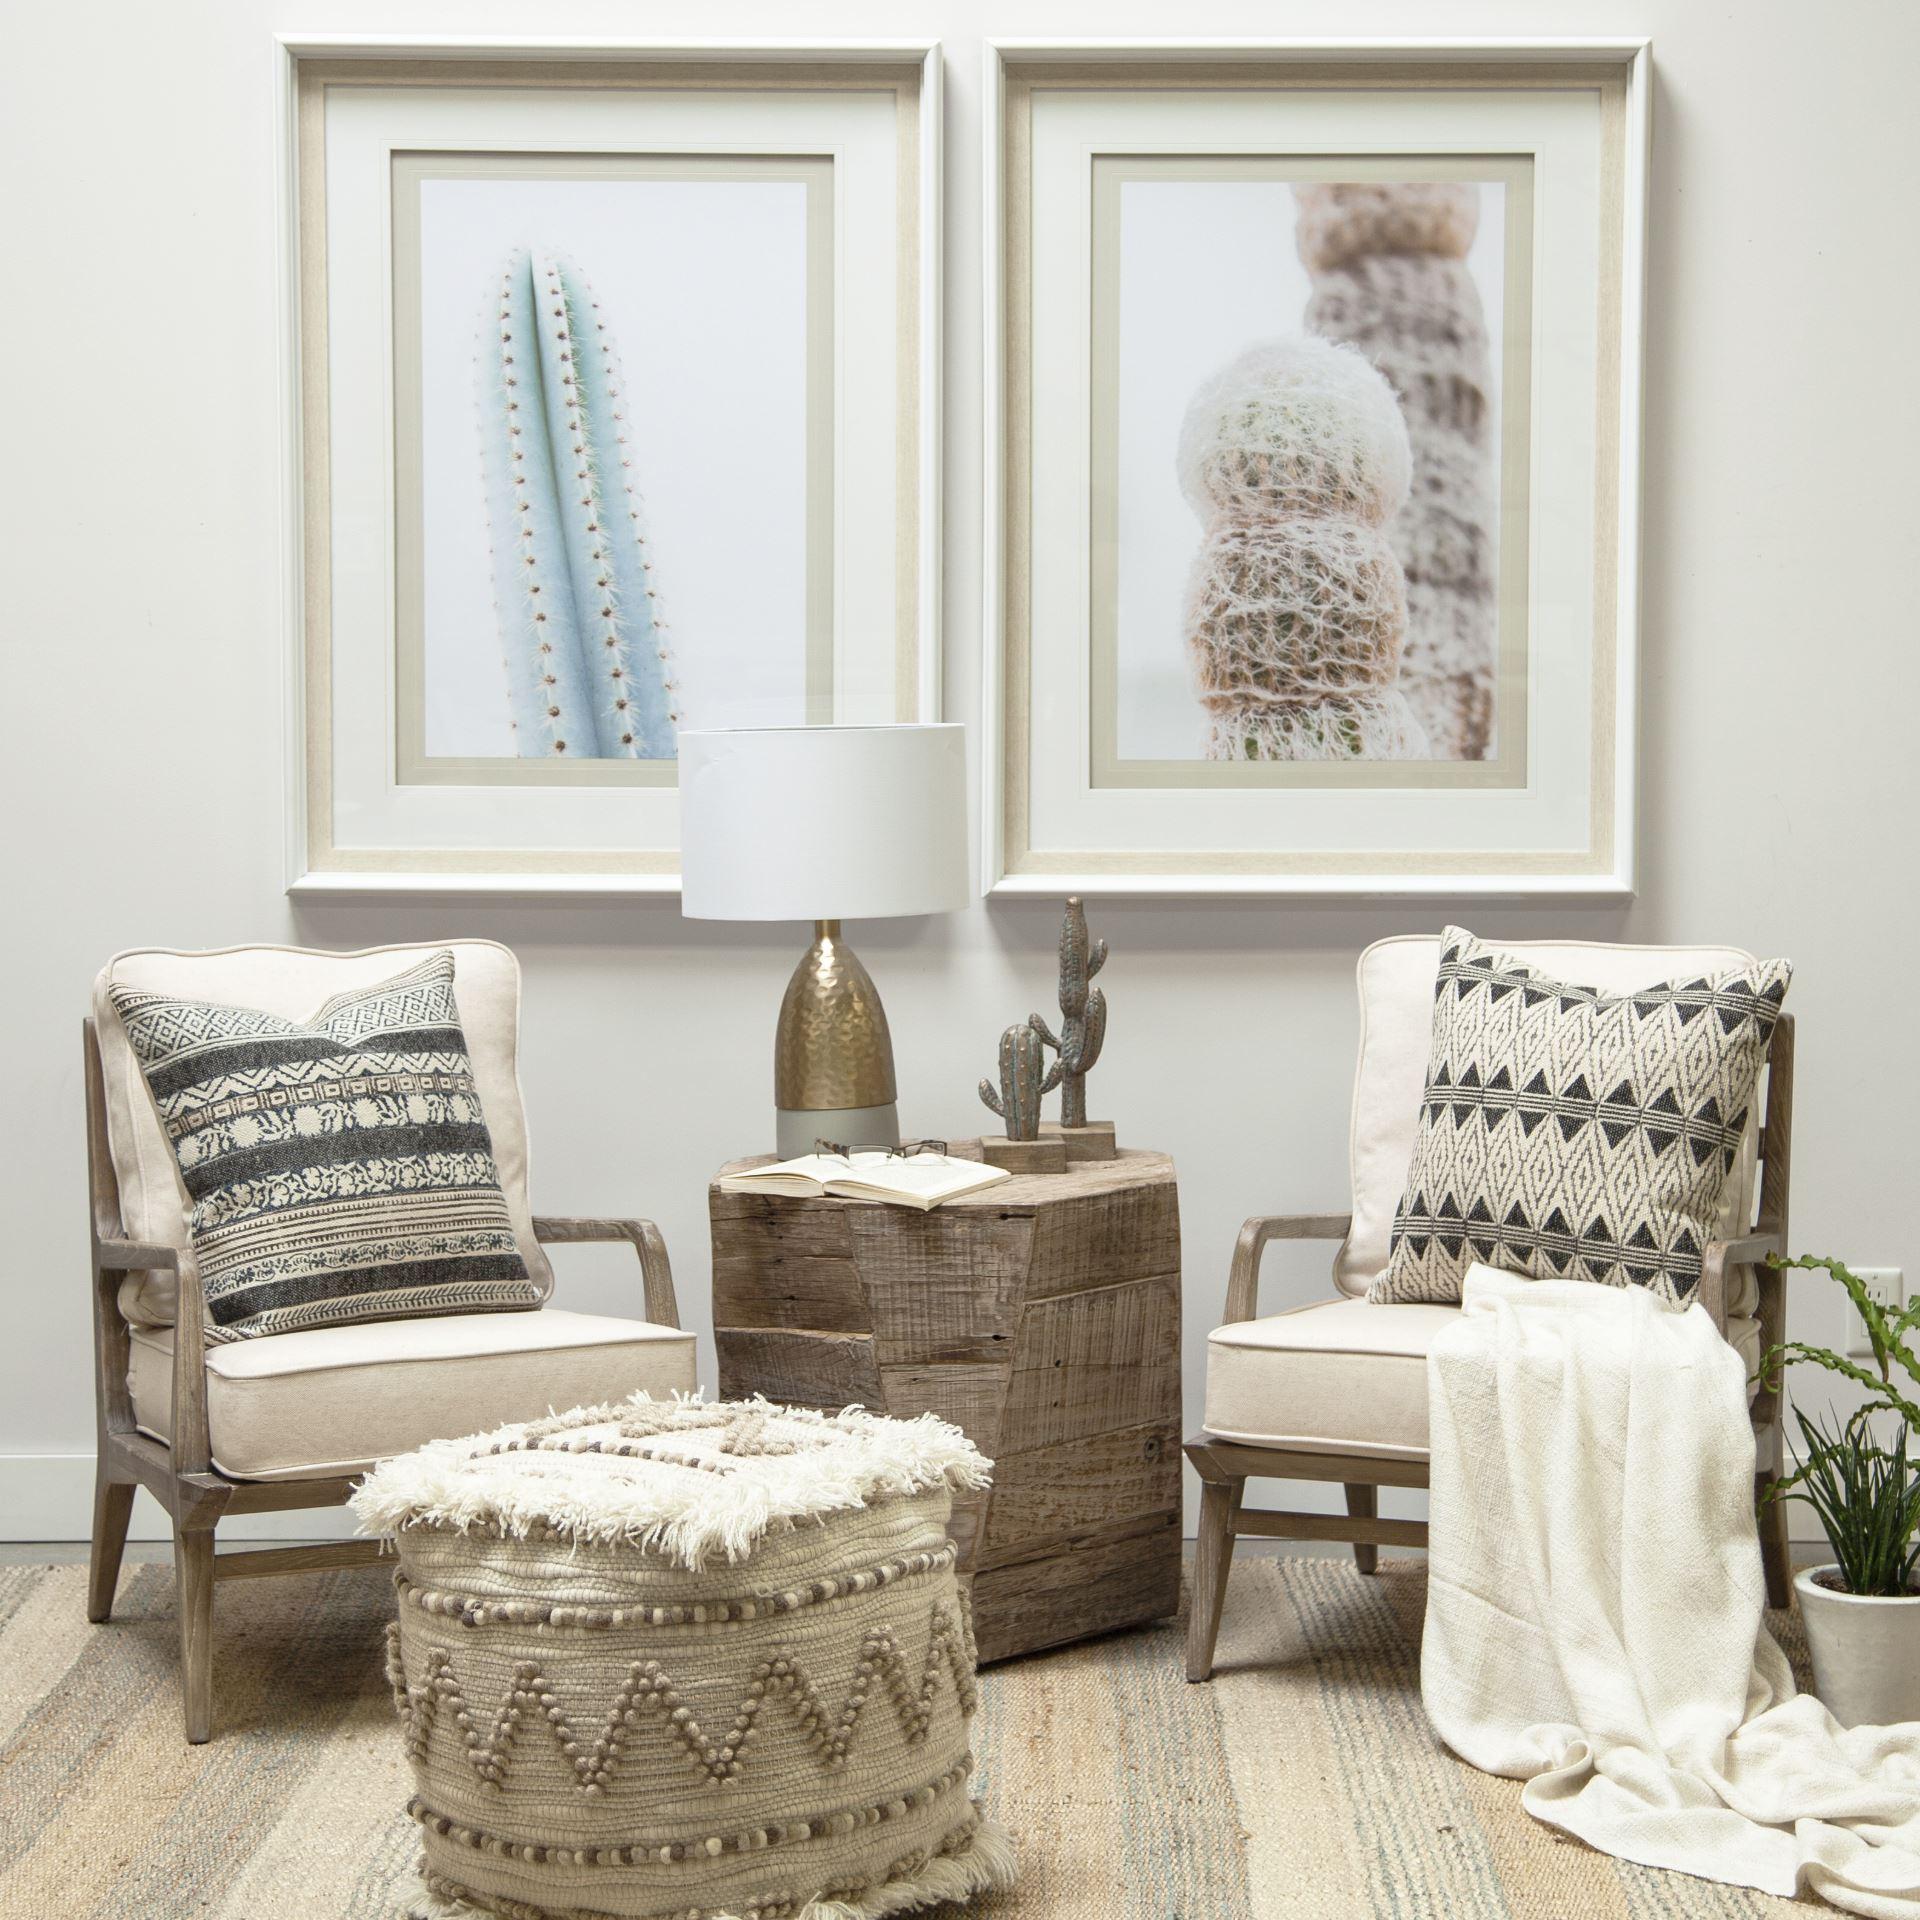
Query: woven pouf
351,1396,1014,1920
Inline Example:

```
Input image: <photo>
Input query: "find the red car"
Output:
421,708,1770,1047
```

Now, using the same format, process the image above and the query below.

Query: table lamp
678,724,971,1158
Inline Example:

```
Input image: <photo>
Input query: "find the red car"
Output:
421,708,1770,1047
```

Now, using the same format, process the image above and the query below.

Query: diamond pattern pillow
1371,928,1791,1307
107,951,538,1342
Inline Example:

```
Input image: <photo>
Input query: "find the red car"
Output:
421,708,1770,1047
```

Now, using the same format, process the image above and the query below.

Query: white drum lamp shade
678,725,971,1158
678,725,971,922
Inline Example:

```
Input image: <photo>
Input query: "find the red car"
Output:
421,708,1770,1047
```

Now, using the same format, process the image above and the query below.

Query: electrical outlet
1844,1267,1906,1359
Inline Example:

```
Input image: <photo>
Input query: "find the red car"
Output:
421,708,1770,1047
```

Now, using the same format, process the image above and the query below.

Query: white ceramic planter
1795,1565,1920,1728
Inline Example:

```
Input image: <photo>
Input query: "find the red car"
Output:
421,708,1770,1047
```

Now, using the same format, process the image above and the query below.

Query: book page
828,1156,1011,1202
754,1154,858,1186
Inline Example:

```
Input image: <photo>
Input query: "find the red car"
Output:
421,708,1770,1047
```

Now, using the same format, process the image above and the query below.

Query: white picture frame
981,39,1651,898
277,37,943,896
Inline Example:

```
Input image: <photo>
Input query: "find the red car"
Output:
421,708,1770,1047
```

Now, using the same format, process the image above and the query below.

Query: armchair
85,941,695,1740
1184,935,1796,1682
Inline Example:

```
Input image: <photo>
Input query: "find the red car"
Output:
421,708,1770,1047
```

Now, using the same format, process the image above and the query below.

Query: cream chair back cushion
1335,935,1764,1301
93,941,554,1325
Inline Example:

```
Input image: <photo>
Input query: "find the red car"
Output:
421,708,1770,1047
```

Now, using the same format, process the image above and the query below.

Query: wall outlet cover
1845,1267,1907,1359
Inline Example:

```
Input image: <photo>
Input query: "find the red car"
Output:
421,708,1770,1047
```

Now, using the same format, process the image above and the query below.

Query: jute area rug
0,1554,1814,1919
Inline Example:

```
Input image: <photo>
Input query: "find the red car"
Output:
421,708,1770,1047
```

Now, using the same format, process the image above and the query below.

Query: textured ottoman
352,1396,1013,1920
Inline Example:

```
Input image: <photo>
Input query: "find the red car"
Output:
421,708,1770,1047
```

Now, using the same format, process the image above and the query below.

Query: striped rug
0,1555,1811,1918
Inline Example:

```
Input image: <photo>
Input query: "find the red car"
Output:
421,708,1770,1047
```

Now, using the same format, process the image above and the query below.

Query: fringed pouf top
353,1396,1014,1920
353,1395,993,1566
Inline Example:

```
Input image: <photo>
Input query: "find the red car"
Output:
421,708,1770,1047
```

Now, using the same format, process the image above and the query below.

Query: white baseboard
1,1452,1827,1547
0,1455,358,1543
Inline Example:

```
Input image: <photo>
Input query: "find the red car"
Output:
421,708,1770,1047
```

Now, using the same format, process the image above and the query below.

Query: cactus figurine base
1040,1120,1118,1164
979,1133,1069,1175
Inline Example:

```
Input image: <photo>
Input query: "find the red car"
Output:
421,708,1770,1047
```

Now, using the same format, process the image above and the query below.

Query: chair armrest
533,1216,680,1331
157,1247,214,1475
1708,1229,1791,1427
1222,1213,1353,1327
96,1239,181,1272
1696,1232,1783,1339
90,1235,212,1469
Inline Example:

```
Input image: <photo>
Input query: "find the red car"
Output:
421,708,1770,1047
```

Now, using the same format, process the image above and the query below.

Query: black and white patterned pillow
1371,928,1791,1307
108,951,537,1342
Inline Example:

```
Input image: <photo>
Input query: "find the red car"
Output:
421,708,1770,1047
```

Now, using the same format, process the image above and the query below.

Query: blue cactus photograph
404,161,832,775
478,247,678,760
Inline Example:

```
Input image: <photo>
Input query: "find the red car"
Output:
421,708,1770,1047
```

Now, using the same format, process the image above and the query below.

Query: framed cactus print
279,39,941,893
981,40,1650,896
393,154,836,782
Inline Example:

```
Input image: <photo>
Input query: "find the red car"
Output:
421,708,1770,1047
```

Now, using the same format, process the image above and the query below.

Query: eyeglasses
813,1137,949,1163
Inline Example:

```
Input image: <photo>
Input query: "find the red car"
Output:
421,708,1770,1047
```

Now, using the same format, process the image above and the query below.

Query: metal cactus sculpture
479,247,679,759
978,1023,1063,1142
1030,897,1108,1128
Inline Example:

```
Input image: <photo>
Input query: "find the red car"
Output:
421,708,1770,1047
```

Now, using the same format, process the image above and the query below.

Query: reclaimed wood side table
709,1147,1181,1663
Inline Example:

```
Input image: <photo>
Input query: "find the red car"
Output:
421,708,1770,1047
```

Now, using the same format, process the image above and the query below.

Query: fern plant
1761,1254,1920,1596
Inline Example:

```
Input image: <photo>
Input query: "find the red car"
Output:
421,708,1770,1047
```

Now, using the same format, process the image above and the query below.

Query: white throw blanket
1424,1264,1920,1917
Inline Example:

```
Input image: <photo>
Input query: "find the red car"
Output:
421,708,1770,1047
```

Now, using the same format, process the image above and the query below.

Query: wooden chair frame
1184,1014,1797,1683
82,1017,682,1742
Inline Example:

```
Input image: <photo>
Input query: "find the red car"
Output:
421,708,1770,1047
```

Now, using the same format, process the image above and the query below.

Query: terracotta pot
1794,1565,1920,1728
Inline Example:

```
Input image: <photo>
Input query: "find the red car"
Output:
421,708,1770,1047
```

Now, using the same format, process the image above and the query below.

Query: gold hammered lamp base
773,921,901,1160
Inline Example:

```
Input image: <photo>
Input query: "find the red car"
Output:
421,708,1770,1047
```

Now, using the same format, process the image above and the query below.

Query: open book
717,1152,1011,1211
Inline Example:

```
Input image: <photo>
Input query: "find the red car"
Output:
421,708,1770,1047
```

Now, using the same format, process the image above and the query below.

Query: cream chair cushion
94,941,552,1325
128,1308,695,1481
1335,936,1766,1315
1203,1297,1763,1462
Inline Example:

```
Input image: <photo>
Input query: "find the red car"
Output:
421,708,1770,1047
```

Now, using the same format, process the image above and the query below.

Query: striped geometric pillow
107,951,537,1342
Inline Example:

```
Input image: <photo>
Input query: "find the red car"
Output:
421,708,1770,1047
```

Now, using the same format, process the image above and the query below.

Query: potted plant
1761,1254,1920,1727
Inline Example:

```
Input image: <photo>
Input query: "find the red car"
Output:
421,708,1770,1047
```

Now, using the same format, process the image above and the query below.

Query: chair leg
86,1475,136,1624
174,1526,216,1743
1757,1473,1792,1611
1187,1477,1241,1683
1344,1483,1379,1575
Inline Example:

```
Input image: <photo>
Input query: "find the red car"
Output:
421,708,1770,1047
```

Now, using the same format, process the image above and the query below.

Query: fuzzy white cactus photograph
1101,168,1513,775
408,166,827,769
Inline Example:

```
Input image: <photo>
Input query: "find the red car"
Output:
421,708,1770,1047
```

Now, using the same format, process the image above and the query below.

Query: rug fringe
411,1818,1017,1920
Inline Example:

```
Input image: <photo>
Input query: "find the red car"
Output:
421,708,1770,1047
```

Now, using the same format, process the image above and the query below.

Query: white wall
2,0,1915,1544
